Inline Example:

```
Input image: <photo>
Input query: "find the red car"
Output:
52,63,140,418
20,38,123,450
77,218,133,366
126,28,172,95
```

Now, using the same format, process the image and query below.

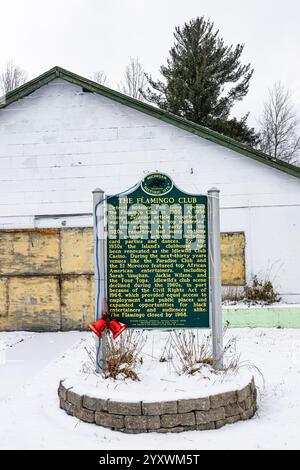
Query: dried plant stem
82,329,147,381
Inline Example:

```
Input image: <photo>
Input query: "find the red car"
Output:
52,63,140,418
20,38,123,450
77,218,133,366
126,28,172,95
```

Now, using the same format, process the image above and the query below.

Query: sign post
93,187,108,373
92,174,223,371
208,188,223,369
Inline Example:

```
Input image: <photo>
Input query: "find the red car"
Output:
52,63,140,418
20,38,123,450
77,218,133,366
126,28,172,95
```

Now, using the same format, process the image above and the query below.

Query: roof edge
1,65,300,180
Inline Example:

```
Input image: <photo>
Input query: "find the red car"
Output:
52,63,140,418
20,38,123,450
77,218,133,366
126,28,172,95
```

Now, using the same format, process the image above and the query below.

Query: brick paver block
177,397,210,413
161,412,195,428
124,415,160,430
95,411,124,429
210,390,237,408
108,400,141,415
67,389,82,407
142,401,177,415
196,407,225,424
83,395,108,412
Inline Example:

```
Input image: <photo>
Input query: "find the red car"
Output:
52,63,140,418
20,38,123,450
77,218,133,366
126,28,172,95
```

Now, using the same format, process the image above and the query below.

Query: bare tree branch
259,82,300,165
118,57,146,101
0,60,27,94
90,70,108,86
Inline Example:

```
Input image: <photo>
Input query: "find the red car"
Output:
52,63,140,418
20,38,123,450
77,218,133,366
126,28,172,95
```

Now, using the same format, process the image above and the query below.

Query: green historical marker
106,173,209,329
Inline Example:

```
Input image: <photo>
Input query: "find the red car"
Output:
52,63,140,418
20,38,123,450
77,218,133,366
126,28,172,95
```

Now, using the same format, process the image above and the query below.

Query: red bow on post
88,302,127,339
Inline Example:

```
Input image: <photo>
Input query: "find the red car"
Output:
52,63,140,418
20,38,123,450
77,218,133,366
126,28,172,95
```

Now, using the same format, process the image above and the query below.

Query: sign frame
106,174,210,329
93,174,223,370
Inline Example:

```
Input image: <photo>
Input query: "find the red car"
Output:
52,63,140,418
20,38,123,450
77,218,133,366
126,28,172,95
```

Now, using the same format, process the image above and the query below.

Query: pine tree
142,17,258,146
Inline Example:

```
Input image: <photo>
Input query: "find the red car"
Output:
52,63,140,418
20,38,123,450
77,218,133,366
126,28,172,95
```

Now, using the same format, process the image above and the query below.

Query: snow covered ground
0,328,299,450
0,331,34,351
64,330,255,402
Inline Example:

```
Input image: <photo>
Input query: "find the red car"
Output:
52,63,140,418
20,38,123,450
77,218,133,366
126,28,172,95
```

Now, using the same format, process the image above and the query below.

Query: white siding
0,79,300,301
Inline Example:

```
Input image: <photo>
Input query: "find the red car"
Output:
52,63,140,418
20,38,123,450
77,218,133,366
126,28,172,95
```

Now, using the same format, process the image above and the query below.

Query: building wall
0,79,300,305
0,228,244,331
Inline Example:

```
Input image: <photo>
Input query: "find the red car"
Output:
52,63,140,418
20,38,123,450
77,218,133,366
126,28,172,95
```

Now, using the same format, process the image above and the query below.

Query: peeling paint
7,276,61,331
221,232,245,286
60,228,93,274
61,275,94,330
0,231,60,275
0,278,8,318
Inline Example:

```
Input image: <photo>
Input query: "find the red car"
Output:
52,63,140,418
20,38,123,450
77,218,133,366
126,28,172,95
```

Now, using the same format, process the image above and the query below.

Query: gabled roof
1,65,300,180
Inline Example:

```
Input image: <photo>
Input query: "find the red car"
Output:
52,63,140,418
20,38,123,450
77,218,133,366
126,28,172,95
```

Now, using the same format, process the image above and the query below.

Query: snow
0,331,34,351
222,301,300,308
63,332,253,402
0,332,34,371
0,328,300,450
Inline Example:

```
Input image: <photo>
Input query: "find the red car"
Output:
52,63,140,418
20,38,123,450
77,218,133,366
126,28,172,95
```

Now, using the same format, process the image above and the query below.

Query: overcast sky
1,0,300,129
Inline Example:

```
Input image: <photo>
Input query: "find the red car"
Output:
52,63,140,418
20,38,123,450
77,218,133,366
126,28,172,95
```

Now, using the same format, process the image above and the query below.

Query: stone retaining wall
58,378,257,433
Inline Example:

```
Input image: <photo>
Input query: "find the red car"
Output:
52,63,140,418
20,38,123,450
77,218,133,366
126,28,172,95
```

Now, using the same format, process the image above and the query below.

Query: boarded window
221,232,246,286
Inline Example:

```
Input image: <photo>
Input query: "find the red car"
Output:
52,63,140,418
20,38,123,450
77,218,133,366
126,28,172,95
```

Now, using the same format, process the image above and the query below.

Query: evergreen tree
142,17,258,146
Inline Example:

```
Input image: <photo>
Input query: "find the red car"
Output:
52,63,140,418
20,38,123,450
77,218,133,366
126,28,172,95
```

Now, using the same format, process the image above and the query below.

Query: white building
1,66,300,304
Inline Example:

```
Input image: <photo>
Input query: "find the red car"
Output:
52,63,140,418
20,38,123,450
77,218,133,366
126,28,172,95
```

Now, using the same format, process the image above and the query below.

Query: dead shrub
159,334,173,363
222,276,281,305
243,275,281,304
83,330,147,381
104,329,147,381
222,286,244,303
165,327,241,375
166,330,213,375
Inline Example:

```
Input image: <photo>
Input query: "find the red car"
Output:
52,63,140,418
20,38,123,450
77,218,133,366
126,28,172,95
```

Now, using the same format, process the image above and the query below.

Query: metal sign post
92,188,108,373
92,178,223,372
208,188,223,369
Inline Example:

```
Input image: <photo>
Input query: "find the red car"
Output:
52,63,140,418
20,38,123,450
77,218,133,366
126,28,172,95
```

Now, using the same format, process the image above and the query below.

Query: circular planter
58,377,257,433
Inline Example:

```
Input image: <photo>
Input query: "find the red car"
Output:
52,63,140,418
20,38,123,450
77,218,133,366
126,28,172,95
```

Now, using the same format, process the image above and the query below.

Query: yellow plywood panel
8,277,60,331
0,278,8,317
221,232,246,286
61,228,93,274
61,275,94,330
0,230,60,275
0,228,246,331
